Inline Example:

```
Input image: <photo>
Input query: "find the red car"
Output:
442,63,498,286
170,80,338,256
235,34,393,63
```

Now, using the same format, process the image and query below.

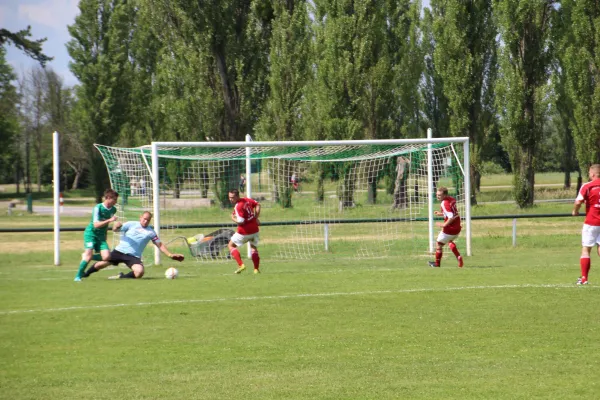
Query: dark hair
104,188,119,199
229,189,240,197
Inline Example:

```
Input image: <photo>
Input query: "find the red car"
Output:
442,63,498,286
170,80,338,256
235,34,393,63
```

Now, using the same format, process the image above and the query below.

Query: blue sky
1,0,79,86
2,0,430,89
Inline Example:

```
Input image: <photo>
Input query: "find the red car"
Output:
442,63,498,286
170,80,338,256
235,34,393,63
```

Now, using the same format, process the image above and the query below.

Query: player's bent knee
132,265,144,278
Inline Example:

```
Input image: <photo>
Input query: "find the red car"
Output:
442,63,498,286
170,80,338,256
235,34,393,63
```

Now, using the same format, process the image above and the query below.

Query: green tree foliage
0,26,52,67
67,0,136,201
0,47,19,184
255,0,311,142
144,0,273,142
494,0,556,208
421,8,449,140
558,0,600,171
430,0,497,202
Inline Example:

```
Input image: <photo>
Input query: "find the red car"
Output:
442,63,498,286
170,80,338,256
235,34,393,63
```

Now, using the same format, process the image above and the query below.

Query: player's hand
113,221,123,231
109,215,118,222
437,222,445,228
171,254,185,262
572,210,579,216
434,211,442,216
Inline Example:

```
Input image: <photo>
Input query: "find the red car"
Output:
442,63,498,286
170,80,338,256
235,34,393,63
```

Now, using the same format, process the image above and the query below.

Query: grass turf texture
1,230,599,399
0,173,594,399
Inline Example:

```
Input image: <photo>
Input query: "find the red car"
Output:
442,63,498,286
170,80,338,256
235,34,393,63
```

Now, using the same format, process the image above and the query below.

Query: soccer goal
95,133,471,265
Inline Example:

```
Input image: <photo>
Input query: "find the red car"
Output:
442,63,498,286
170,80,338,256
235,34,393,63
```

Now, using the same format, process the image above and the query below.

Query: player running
74,189,120,282
572,164,600,285
428,186,464,268
227,189,261,274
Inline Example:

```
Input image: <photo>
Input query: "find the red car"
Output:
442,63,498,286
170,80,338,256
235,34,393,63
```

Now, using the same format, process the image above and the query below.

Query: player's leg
578,224,597,284
429,232,448,267
448,239,463,268
83,250,117,278
578,246,592,285
250,234,260,273
229,234,246,274
117,264,143,279
75,235,96,281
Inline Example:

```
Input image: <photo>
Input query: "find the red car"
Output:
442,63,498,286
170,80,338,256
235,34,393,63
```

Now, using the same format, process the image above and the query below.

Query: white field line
0,284,584,315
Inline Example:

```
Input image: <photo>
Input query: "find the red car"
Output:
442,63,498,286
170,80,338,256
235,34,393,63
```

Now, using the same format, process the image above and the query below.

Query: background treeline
1,0,599,207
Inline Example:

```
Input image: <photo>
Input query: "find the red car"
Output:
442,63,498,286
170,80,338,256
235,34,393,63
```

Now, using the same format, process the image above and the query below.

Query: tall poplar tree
256,0,311,141
559,0,600,171
494,0,556,208
144,0,273,142
431,0,497,202
67,0,136,199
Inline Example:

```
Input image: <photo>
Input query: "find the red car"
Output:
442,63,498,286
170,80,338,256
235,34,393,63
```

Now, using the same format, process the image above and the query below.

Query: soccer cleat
253,268,260,274
428,261,439,268
73,276,82,282
234,265,246,274
458,256,464,268
576,277,589,285
108,272,124,280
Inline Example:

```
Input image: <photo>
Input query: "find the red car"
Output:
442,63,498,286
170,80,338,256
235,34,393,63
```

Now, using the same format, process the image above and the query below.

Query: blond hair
590,164,600,178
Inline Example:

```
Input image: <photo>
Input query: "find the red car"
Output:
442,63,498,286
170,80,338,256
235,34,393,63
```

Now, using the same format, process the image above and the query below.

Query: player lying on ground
81,211,184,279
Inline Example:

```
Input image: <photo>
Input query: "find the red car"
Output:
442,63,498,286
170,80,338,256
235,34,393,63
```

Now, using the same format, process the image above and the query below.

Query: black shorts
110,250,143,268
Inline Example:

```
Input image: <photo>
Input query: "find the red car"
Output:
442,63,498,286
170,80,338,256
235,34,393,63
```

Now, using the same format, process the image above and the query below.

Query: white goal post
96,132,471,265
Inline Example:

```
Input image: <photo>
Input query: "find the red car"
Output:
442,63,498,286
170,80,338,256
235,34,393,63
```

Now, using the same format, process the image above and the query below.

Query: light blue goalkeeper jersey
115,221,161,258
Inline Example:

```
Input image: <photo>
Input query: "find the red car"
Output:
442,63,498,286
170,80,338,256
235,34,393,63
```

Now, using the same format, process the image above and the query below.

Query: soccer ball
165,267,179,279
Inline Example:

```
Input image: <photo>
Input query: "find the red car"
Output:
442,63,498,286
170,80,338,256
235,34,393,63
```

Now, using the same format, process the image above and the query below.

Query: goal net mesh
95,142,465,263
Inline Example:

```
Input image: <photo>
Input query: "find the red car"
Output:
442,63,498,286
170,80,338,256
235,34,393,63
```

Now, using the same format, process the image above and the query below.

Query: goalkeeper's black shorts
109,250,143,268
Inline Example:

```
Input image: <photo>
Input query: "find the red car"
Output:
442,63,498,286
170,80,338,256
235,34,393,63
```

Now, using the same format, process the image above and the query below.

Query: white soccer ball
165,267,179,279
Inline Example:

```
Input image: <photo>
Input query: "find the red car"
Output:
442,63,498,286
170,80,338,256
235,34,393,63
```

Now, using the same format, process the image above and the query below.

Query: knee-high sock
83,263,98,277
435,250,443,267
76,260,88,277
251,252,260,269
449,242,461,258
230,248,243,266
581,256,591,280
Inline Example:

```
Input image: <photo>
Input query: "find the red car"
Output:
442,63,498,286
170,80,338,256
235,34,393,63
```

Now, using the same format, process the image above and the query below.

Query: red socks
581,256,591,280
230,248,243,266
449,242,461,258
252,252,260,269
435,250,442,267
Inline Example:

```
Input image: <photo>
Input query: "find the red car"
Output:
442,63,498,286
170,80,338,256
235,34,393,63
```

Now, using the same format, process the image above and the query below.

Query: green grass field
1,173,596,399
1,226,598,399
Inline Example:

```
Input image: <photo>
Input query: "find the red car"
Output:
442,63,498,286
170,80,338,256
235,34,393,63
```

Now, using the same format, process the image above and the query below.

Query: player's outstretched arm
157,242,185,262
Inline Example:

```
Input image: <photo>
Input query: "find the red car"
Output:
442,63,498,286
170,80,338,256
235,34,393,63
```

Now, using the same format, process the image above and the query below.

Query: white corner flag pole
53,131,61,266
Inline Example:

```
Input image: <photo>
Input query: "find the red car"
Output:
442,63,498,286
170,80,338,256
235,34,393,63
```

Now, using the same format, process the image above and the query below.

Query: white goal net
95,136,470,265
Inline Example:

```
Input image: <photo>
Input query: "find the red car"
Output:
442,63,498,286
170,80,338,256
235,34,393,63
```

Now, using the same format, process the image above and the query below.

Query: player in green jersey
74,188,121,281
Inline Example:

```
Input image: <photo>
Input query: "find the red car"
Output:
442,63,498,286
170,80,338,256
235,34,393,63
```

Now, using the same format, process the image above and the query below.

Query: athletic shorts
437,231,460,245
109,250,143,268
83,231,110,252
231,232,259,247
581,224,600,247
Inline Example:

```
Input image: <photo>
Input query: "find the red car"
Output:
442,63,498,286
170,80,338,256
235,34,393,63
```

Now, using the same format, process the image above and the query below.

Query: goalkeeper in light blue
81,211,184,279
74,188,120,282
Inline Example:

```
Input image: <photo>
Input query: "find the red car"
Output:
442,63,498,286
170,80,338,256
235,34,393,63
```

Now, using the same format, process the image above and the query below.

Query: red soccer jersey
233,197,260,235
440,196,462,235
576,178,600,226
